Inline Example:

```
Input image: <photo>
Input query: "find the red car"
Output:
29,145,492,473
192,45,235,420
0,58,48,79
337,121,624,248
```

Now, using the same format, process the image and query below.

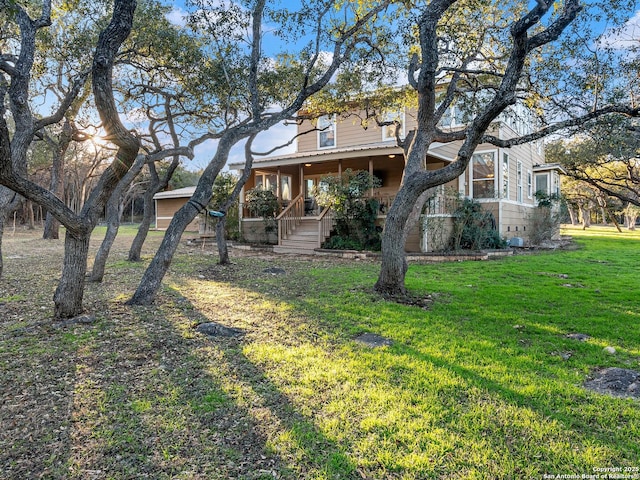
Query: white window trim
470,150,498,199
382,111,406,142
502,152,510,200
317,114,337,150
516,160,523,203
527,169,533,199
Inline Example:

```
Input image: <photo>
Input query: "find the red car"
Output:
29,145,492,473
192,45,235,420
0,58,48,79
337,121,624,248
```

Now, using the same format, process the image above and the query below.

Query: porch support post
369,157,374,196
276,167,281,202
338,159,342,178
299,164,304,195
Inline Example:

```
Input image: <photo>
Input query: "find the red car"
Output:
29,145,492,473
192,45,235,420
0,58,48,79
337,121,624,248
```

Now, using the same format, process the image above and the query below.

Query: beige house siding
298,109,417,153
155,197,200,231
498,202,536,241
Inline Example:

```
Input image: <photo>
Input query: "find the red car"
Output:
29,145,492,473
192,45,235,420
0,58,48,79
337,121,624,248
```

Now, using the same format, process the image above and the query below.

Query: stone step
279,238,319,248
273,244,317,255
285,233,319,242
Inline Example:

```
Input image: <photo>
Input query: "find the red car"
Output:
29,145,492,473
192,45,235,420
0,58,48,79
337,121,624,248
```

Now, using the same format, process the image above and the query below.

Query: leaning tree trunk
128,189,154,261
566,205,578,225
89,195,124,282
127,203,201,305
53,231,91,319
89,155,145,280
127,136,238,306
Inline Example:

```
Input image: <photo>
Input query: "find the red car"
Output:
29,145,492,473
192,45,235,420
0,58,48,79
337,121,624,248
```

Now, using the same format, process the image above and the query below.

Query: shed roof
153,186,196,200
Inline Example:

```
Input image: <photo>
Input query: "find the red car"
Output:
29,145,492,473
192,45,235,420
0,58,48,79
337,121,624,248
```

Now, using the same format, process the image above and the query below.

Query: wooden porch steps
274,218,324,255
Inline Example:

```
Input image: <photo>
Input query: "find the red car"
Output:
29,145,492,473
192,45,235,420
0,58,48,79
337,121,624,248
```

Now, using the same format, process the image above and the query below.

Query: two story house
230,104,563,254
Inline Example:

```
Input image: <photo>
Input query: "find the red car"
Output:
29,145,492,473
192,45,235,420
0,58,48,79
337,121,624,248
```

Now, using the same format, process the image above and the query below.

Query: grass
0,224,639,479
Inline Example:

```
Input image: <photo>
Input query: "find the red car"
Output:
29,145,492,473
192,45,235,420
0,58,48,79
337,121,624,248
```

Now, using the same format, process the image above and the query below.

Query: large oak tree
0,0,139,318
371,0,640,295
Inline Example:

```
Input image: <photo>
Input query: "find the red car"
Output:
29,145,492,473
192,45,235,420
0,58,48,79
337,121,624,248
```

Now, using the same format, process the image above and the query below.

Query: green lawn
0,225,638,479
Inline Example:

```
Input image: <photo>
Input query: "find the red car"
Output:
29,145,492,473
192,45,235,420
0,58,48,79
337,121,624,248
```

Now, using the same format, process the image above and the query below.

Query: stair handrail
277,193,304,243
317,206,335,248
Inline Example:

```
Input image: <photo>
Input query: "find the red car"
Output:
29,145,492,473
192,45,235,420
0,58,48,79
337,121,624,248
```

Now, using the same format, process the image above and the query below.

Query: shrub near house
313,169,382,251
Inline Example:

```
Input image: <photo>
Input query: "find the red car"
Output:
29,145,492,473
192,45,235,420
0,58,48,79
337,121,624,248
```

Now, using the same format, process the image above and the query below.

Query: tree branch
482,105,640,147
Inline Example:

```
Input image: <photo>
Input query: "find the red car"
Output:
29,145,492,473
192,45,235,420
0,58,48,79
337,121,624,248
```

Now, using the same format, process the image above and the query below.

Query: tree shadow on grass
54,285,357,480
203,255,640,470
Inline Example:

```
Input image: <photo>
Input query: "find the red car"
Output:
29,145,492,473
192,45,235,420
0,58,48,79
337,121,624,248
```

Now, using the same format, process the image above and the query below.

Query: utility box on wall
509,237,524,247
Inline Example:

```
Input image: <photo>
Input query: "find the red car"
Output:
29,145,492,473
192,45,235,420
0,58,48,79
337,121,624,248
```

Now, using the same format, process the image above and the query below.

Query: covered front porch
235,145,460,253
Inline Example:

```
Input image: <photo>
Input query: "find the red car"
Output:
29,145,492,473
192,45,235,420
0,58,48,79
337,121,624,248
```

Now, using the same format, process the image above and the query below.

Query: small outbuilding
153,186,200,231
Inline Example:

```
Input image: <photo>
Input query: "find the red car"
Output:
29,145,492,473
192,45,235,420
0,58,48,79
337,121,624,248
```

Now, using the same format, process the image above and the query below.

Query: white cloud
598,10,640,49
166,7,188,28
186,122,298,172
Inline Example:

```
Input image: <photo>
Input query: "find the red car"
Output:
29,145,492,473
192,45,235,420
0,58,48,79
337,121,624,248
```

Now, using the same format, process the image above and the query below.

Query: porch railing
317,206,336,248
424,193,461,215
371,190,460,216
276,193,304,243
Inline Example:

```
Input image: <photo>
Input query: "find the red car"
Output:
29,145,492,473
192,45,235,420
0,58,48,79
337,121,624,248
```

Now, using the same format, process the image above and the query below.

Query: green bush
314,170,382,251
450,198,506,250
246,187,278,242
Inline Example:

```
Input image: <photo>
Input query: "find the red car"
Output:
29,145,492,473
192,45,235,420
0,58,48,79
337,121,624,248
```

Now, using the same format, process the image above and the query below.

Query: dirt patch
378,291,435,310
354,332,393,348
584,367,640,399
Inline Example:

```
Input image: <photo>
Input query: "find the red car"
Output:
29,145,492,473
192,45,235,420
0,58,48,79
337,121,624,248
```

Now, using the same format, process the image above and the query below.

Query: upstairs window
381,111,405,141
317,115,336,149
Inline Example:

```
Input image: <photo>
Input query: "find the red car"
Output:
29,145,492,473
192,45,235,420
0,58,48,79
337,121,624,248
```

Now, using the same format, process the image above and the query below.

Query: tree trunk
626,214,637,230
126,204,197,305
89,194,124,282
374,176,427,296
567,205,578,225
214,133,256,265
128,188,154,261
43,212,60,239
579,206,591,229
604,205,622,232
216,217,229,264
43,123,71,240
0,214,5,278
53,230,91,319
127,136,238,306
26,200,35,230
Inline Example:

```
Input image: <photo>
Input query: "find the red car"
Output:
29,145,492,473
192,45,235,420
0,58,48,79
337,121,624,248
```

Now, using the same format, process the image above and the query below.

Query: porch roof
229,142,403,170
533,163,567,175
